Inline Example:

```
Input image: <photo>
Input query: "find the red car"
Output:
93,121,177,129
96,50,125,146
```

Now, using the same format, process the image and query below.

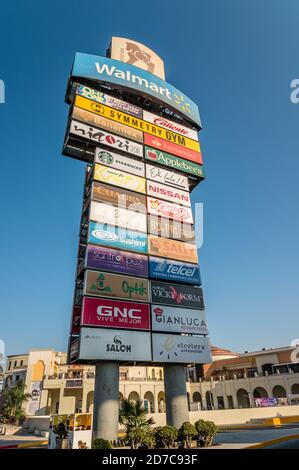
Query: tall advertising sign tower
63,38,211,440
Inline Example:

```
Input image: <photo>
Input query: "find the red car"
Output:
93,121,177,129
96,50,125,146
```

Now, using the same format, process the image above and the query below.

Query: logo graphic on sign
147,181,191,207
88,221,148,254
151,281,204,309
143,110,198,141
95,148,145,176
89,201,147,232
70,120,143,158
94,164,146,194
151,305,208,334
148,216,195,243
152,334,211,363
147,197,193,224
148,235,198,264
82,297,150,330
144,134,202,165
145,146,204,178
145,163,189,190
149,257,201,284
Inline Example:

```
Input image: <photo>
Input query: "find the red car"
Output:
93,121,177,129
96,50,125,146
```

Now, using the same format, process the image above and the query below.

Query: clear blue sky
0,0,298,356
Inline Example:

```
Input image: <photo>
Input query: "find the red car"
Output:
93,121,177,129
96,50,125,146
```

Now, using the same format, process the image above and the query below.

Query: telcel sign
149,257,201,285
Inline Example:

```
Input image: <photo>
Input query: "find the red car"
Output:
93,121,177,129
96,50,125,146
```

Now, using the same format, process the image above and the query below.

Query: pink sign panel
82,297,150,330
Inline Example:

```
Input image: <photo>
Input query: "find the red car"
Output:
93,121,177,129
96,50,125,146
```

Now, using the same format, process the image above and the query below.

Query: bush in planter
194,419,218,447
155,425,178,448
53,420,68,449
92,438,112,449
178,422,197,449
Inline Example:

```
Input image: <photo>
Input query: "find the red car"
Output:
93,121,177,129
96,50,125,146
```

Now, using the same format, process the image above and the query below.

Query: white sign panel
147,197,194,224
69,120,143,158
143,110,198,141
95,148,145,177
89,201,147,233
27,381,42,415
147,181,191,207
79,327,152,361
152,334,212,364
146,163,189,191
151,305,208,334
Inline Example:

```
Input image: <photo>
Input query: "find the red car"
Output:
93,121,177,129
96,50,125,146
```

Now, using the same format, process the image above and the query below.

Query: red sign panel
144,134,202,165
82,297,150,330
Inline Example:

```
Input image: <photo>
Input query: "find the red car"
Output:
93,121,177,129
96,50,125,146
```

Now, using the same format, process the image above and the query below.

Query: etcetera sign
71,53,201,128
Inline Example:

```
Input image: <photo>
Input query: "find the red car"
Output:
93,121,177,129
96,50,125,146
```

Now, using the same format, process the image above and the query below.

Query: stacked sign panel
64,40,211,365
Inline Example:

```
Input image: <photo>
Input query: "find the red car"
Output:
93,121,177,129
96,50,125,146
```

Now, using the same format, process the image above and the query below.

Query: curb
244,433,299,449
0,440,48,449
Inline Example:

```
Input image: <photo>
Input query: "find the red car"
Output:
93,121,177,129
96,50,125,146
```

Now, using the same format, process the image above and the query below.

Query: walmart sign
71,53,201,128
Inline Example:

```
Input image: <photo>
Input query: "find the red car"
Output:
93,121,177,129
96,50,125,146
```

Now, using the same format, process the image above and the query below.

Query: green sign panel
144,146,205,179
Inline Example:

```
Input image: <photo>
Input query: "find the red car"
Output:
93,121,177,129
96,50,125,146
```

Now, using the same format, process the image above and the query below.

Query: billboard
152,334,211,363
144,134,202,164
151,281,204,309
77,85,143,117
91,182,146,212
27,382,42,415
146,181,191,207
82,297,150,330
84,270,149,302
147,197,193,224
85,245,148,278
94,163,146,194
145,163,189,191
145,146,205,179
95,148,145,176
69,120,143,158
149,257,201,285
71,53,201,128
88,221,148,254
89,201,147,232
151,305,208,334
73,105,143,143
148,216,195,243
79,327,152,361
143,110,198,141
148,235,198,264
75,95,200,153
109,37,165,80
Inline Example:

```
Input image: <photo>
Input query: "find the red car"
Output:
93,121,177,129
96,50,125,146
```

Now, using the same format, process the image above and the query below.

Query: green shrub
140,429,156,449
178,422,197,449
155,425,178,448
194,419,218,447
92,438,112,449
126,428,147,449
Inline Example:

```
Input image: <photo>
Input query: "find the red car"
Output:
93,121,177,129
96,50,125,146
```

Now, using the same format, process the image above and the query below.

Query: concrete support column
164,364,189,428
92,361,119,442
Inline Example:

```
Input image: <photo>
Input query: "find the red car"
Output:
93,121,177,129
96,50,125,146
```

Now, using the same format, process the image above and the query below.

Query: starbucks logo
97,150,114,165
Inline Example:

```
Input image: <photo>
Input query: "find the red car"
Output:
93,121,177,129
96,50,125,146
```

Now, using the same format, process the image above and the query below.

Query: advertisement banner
152,334,211,363
109,37,165,80
77,85,143,118
95,148,145,176
147,197,193,224
145,163,189,191
145,146,205,179
149,257,201,285
84,270,149,302
143,110,198,141
75,95,200,153
82,297,150,330
69,120,143,158
144,134,202,164
73,106,143,143
91,182,146,212
71,53,201,128
89,201,147,232
79,327,152,361
151,281,204,309
88,221,148,254
148,235,198,264
147,181,191,207
148,216,195,243
94,164,146,194
27,382,43,415
85,245,148,278
71,306,81,335
151,305,208,334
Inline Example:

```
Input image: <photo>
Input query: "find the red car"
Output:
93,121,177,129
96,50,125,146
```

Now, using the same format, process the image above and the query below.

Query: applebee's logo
149,199,190,221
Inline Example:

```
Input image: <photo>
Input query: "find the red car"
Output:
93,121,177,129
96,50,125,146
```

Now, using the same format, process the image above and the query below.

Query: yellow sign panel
75,95,200,152
94,163,146,194
110,37,165,80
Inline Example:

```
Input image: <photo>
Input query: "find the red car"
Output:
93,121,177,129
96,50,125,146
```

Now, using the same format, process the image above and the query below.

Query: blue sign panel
71,53,201,128
88,221,148,254
149,256,201,285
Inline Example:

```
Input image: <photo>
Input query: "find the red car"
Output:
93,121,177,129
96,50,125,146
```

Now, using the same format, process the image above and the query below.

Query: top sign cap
108,37,165,80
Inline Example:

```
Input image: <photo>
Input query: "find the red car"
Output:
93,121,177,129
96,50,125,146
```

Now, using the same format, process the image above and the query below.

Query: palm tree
119,399,155,449
1,380,31,425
